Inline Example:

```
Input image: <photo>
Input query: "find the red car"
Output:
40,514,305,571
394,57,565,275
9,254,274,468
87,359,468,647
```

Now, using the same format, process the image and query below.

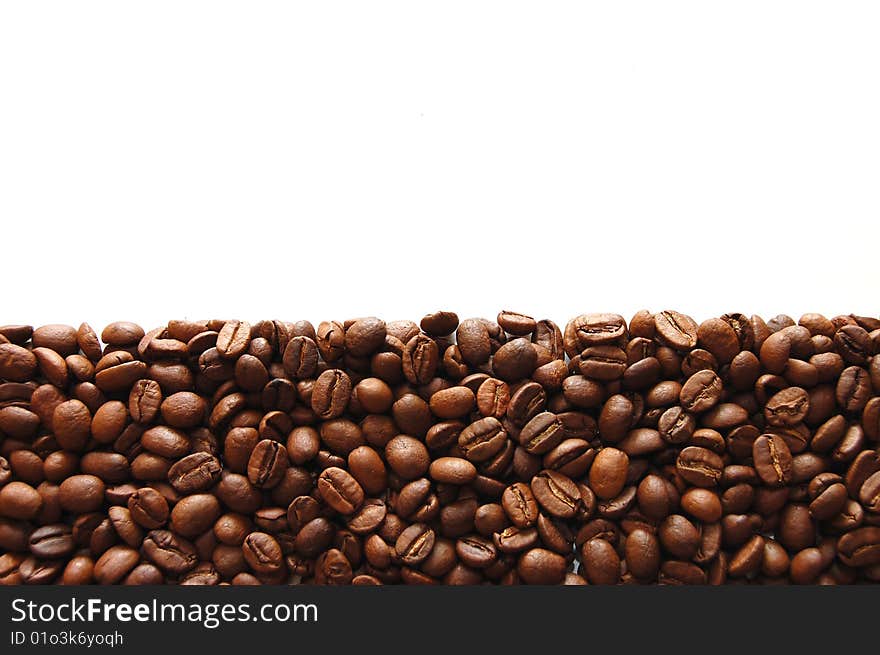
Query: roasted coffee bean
28,524,75,559
311,369,352,419
317,467,364,515
140,530,197,575
170,494,221,538
247,440,289,489
501,482,539,528
676,446,723,487
589,448,629,499
680,370,723,413
654,310,698,350
168,452,222,493
395,523,435,565
458,417,507,462
531,470,580,518
753,434,794,487
128,488,169,529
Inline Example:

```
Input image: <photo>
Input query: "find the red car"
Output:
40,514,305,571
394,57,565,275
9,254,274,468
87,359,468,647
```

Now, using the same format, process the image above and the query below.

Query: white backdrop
1,2,878,332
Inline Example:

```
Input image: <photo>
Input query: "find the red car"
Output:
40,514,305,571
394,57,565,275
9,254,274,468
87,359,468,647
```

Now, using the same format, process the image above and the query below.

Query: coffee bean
654,310,698,350
385,436,430,480
128,488,169,529
28,524,75,559
317,467,364,515
94,546,140,584
429,457,477,485
589,447,629,499
395,523,435,565
402,334,439,385
531,470,580,518
625,529,660,580
455,535,497,568
680,370,723,413
169,452,222,493
753,434,794,487
581,537,621,585
676,446,723,487
501,482,539,528
247,440,289,489
311,369,352,419
143,530,198,575
420,311,459,337
458,417,507,462
518,412,564,455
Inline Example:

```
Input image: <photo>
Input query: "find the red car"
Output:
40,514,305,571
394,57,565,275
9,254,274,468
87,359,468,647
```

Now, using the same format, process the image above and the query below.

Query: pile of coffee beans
1,311,879,585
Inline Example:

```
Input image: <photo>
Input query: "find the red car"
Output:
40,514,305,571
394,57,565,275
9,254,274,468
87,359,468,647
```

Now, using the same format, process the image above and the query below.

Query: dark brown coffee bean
429,457,477,485
676,446,723,487
458,417,507,462
247,439,289,489
589,447,629,499
318,467,364,515
142,530,198,575
626,528,661,580
395,523,435,565
242,532,283,574
420,311,459,337
531,470,580,518
581,537,621,585
455,535,497,569
128,487,169,529
752,434,793,487
170,494,221,538
654,310,698,350
680,370,723,413
94,545,140,584
501,482,539,528
28,524,75,559
58,475,104,513
168,452,222,493
311,369,352,419
402,334,439,385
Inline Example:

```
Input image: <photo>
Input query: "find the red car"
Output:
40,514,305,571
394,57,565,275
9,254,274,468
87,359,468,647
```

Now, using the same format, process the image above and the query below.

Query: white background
1,2,878,333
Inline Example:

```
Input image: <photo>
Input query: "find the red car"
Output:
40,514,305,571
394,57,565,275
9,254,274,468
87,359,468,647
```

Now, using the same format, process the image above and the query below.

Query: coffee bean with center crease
455,535,497,568
311,369,352,419
169,452,222,493
654,310,699,350
753,434,794,487
458,417,507,462
243,532,283,574
402,334,439,385
282,336,319,379
531,470,581,518
680,370,723,413
28,524,75,559
216,320,251,359
476,378,510,418
142,530,198,574
317,467,364,515
518,412,564,455
128,488,169,529
502,482,539,527
395,523,435,565
247,440,289,489
676,446,724,487
764,387,810,427
129,379,162,424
